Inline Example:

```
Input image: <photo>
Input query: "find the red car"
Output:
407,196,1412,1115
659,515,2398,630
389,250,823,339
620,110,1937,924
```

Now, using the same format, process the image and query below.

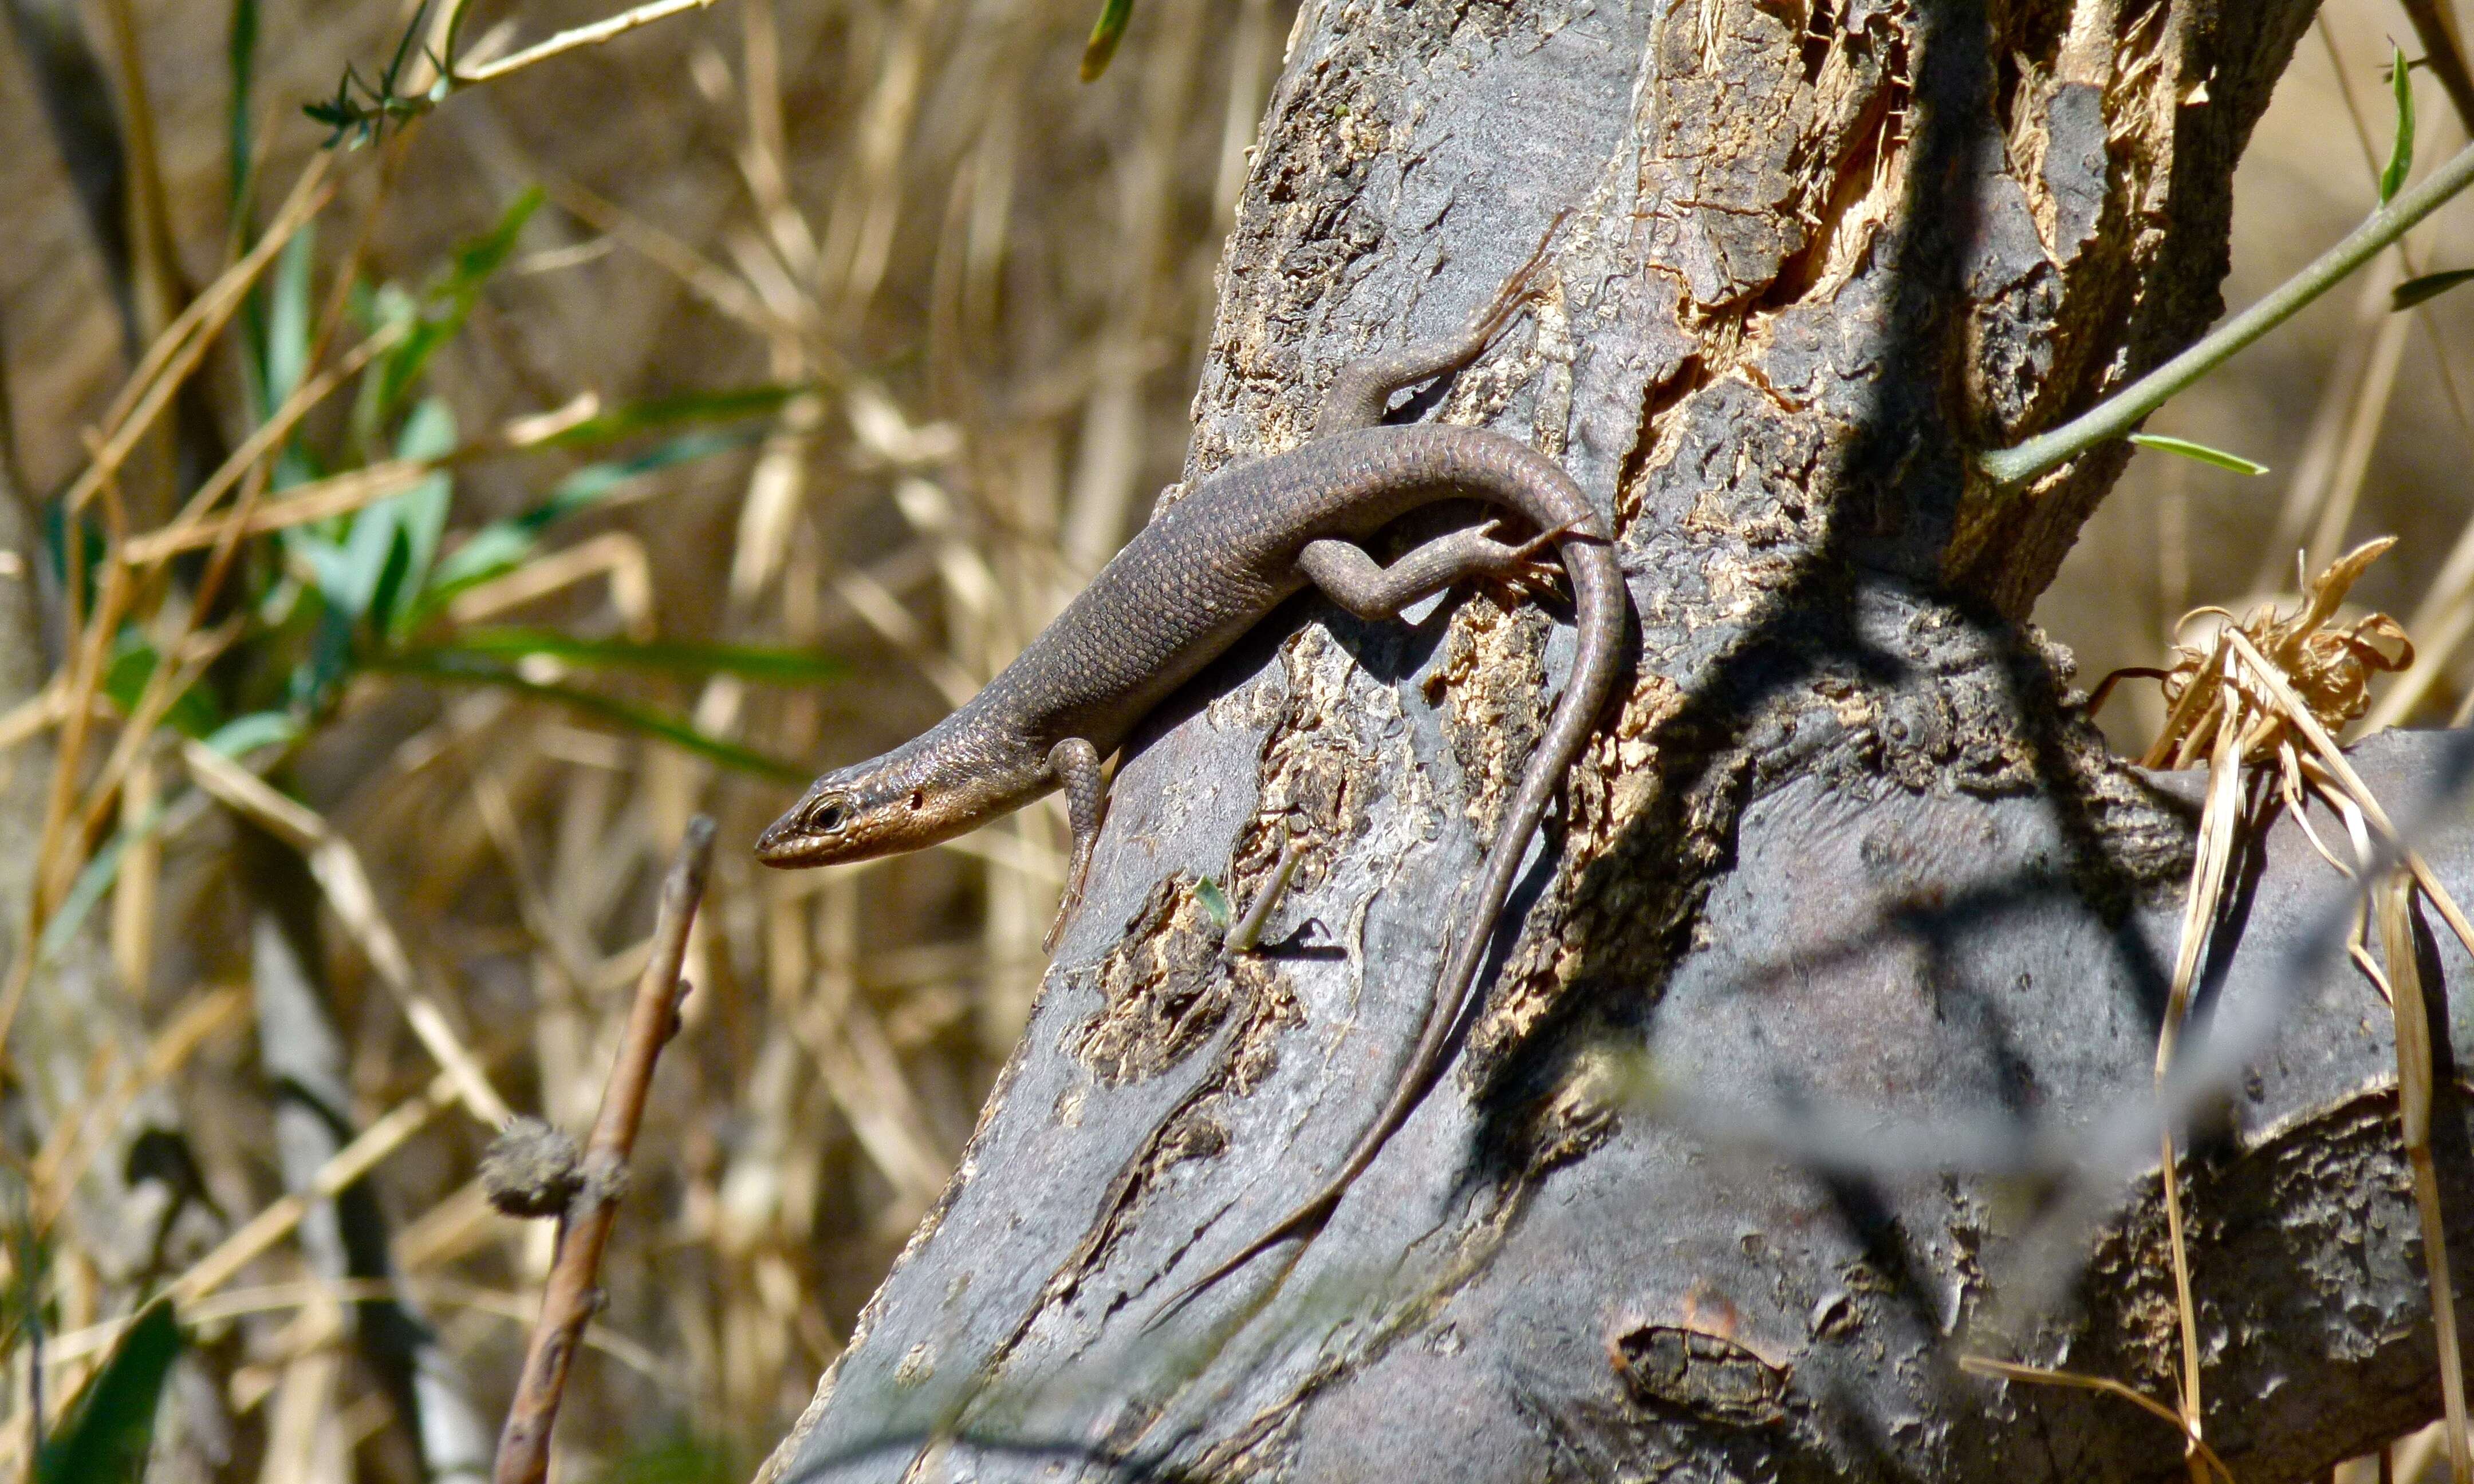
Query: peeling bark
753,3,2451,1481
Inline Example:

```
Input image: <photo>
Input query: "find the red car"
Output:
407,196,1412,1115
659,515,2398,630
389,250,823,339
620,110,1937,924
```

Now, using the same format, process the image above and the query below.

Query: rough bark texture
750,2,2468,1480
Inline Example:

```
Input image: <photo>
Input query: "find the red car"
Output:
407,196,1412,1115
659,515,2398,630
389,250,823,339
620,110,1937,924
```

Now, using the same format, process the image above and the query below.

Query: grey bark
757,2,2464,1481
0,347,231,1481
244,827,496,1484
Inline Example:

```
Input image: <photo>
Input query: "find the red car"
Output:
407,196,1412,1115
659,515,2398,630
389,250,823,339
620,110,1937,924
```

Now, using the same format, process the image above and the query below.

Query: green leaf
227,0,259,223
103,631,224,741
590,1431,740,1484
265,223,317,409
415,428,762,614
376,652,810,782
204,709,301,758
2127,432,2268,476
1,1178,49,1363
417,629,844,685
2394,267,2474,310
42,503,108,620
532,384,806,451
1079,0,1134,81
369,187,543,424
377,398,458,635
41,712,300,962
2383,44,2417,203
40,813,153,966
306,398,458,633
1193,877,1231,929
36,1301,182,1484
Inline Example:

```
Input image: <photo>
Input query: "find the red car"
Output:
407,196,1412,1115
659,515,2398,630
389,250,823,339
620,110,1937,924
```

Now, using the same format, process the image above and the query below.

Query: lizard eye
802,796,849,834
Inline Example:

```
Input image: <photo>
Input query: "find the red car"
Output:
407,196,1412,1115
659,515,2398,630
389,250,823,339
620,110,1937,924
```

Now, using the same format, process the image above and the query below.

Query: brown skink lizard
755,265,1627,1319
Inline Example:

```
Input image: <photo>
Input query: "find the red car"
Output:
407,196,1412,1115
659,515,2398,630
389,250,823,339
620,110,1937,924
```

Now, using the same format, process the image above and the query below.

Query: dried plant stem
60,158,333,515
2375,871,2474,1483
494,817,715,1484
455,0,721,89
2152,665,2245,1468
182,741,514,1126
1957,1358,2235,1482
1980,136,2474,488
171,1069,463,1304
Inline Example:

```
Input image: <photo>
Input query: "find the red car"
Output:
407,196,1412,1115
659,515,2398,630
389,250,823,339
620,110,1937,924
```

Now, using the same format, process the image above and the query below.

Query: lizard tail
1149,527,1627,1327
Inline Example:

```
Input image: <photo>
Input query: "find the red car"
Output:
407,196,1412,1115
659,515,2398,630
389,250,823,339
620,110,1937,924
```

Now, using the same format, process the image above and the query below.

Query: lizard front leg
1296,522,1567,621
1043,737,1106,953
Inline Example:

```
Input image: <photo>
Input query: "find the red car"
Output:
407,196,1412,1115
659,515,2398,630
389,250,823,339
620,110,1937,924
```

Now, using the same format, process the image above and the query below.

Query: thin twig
494,817,715,1484
1957,1357,2236,1483
455,0,722,86
1980,136,2474,487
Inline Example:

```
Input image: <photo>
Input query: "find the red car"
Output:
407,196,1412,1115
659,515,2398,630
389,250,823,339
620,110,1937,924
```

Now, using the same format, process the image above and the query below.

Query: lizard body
756,271,1628,1319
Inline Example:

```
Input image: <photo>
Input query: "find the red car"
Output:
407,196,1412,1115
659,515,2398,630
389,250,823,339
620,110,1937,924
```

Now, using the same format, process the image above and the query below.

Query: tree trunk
753,3,2474,1479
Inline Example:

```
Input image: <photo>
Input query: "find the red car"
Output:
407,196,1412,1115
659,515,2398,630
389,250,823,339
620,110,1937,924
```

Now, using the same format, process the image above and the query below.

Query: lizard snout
754,786,858,866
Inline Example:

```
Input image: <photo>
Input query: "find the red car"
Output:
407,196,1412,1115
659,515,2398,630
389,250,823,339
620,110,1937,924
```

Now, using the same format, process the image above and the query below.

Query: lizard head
755,734,1028,869
754,760,937,869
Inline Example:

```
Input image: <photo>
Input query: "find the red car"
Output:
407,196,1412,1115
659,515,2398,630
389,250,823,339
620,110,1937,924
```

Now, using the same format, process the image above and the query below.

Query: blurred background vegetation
0,0,2469,1478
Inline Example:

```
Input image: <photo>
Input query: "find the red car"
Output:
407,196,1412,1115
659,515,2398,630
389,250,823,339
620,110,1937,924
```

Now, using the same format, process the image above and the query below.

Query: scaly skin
757,271,1629,1321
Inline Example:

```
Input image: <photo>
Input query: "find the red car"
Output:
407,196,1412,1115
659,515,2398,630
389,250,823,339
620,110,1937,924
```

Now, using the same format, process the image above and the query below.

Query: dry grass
4,0,2474,1479
1,0,1268,1473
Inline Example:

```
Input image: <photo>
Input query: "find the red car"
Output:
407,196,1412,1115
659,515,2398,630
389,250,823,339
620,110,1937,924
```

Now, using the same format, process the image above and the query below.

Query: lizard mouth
754,794,852,867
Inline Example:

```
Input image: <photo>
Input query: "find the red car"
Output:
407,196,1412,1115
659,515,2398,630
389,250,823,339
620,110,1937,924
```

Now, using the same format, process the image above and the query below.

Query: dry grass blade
61,157,335,516
454,0,723,87
2154,668,2244,1469
181,740,514,1126
1957,1357,2237,1482
27,985,247,1225
2126,546,2474,1478
140,318,410,558
171,1069,463,1304
2216,626,2474,962
2376,869,2474,1482
2121,540,2437,1471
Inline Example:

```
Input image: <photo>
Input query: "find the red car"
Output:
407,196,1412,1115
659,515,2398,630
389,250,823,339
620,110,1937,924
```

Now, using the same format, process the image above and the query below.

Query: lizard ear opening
908,790,924,811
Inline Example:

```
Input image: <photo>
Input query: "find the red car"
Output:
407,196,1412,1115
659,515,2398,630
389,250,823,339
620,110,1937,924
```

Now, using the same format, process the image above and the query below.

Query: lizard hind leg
1043,737,1107,954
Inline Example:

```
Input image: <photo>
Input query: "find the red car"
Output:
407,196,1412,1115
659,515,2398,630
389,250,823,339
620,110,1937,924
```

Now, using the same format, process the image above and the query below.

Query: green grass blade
1193,877,1231,929
2127,432,2268,476
416,427,763,611
2384,45,2418,204
104,631,224,741
265,223,318,409
377,653,809,782
371,187,543,422
227,0,259,223
2395,267,2474,309
417,629,844,685
36,1301,183,1484
535,384,806,450
1080,0,1134,81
